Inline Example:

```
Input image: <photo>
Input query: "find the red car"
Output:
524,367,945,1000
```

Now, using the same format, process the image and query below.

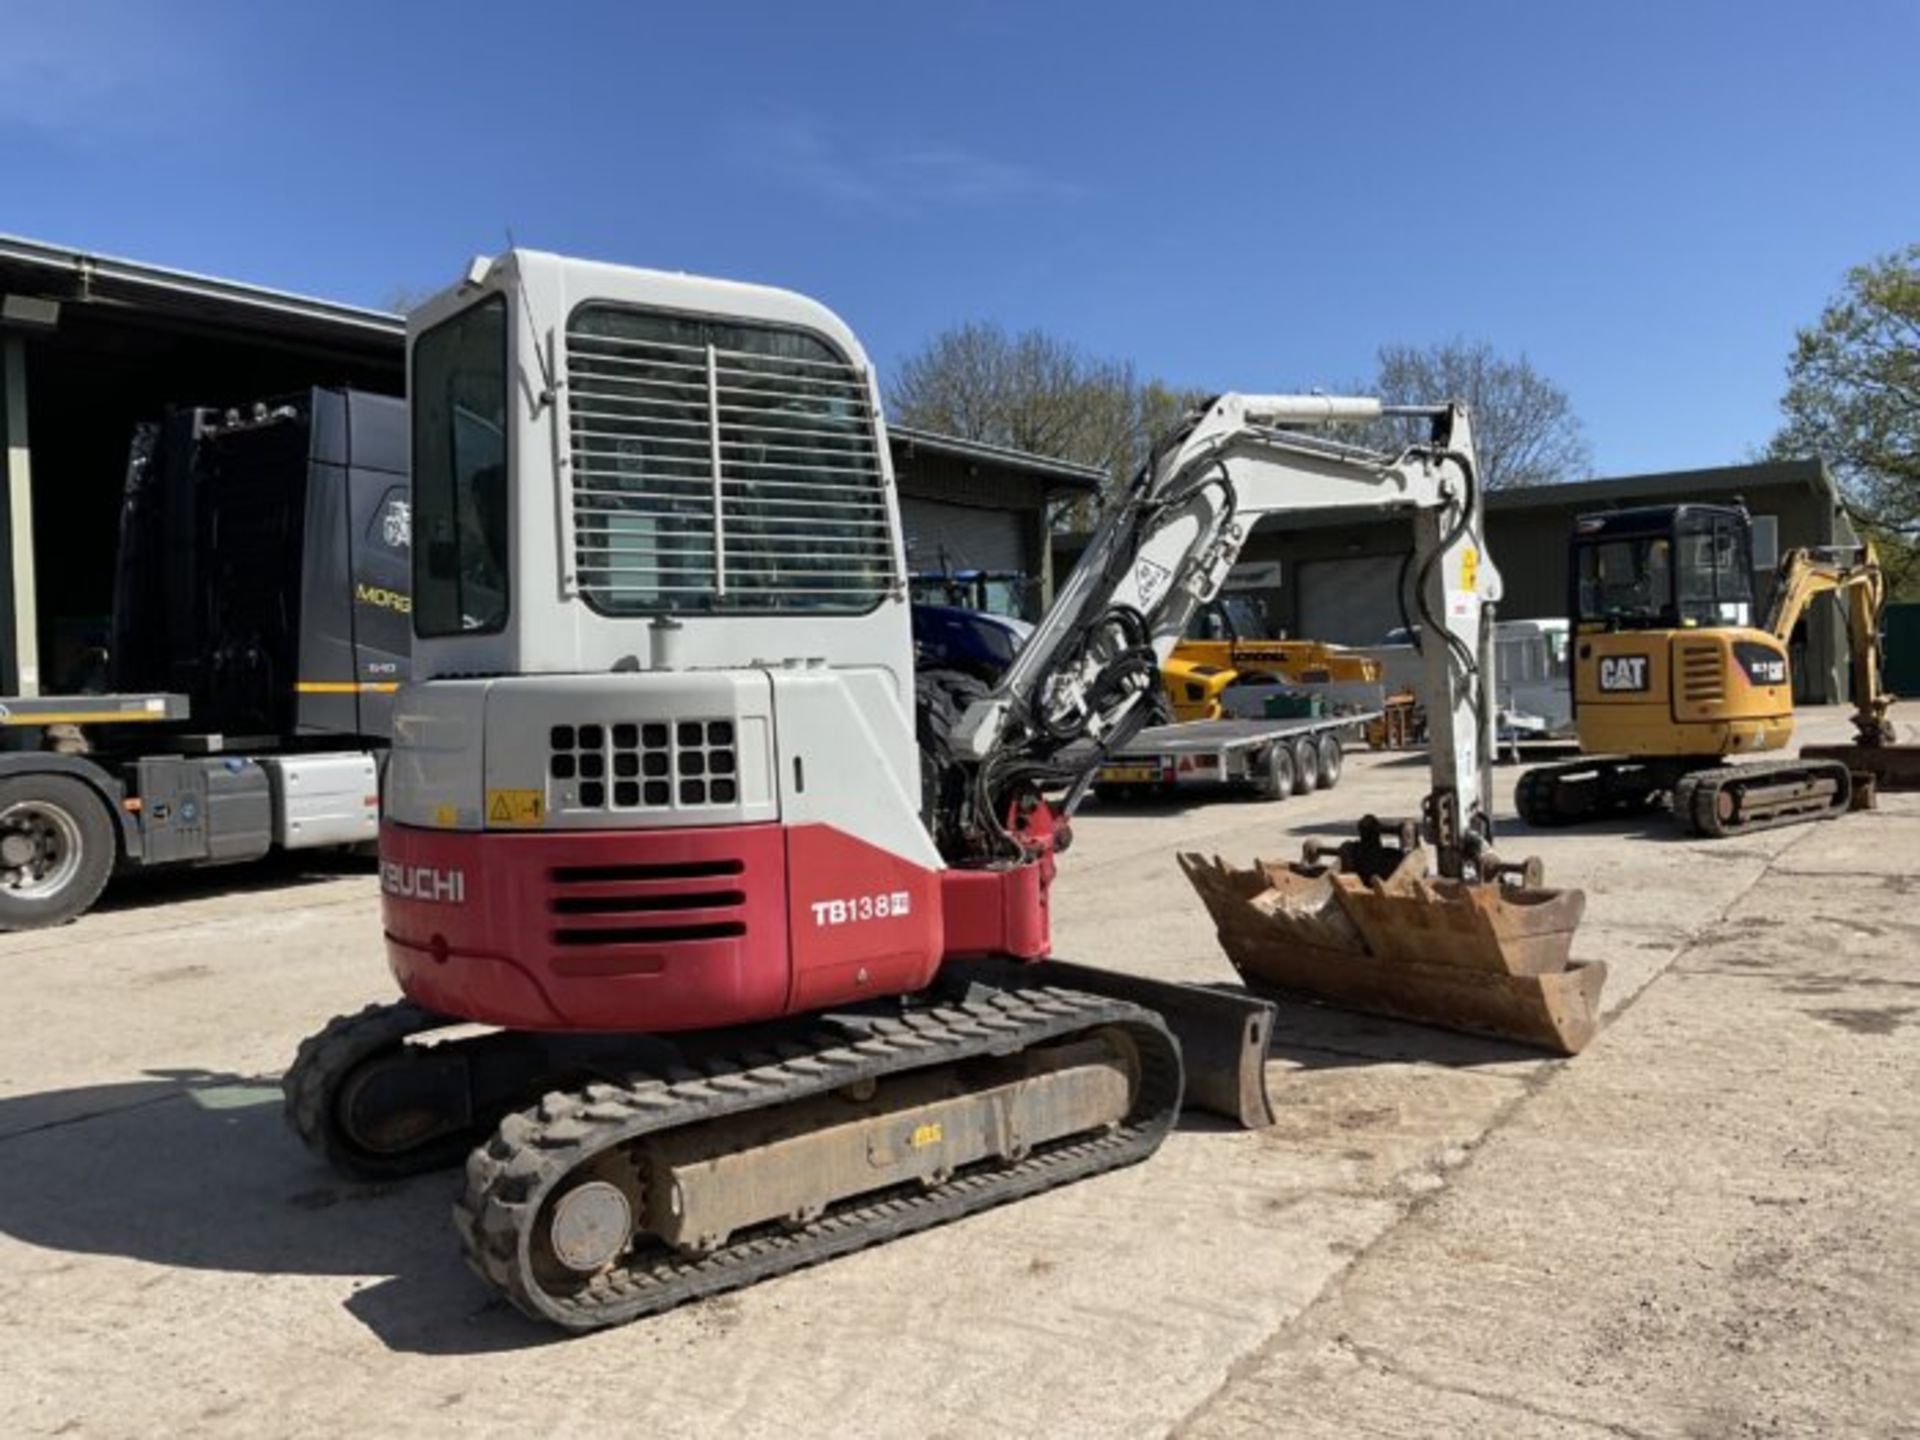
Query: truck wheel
1289,738,1320,795
1254,743,1295,801
0,774,116,929
1315,733,1343,789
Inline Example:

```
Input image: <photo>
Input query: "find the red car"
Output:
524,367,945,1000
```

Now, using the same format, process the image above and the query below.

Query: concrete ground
2,705,1915,1439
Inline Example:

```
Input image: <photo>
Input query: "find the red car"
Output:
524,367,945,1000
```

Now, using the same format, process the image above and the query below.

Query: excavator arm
947,395,1507,879
1766,543,1897,746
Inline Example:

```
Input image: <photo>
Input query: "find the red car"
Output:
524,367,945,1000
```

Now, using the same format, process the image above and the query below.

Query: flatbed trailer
1093,712,1376,801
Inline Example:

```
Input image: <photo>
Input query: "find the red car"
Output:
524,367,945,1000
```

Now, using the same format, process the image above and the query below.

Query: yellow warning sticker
908,1122,944,1150
486,789,546,827
1459,545,1480,592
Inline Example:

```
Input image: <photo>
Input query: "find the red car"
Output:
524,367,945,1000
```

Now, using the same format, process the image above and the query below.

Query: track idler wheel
284,1002,481,1179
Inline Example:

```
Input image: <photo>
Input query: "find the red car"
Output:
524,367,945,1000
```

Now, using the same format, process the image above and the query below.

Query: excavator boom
940,392,1600,1052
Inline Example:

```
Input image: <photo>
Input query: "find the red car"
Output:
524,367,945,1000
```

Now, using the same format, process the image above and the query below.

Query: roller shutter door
1296,556,1405,645
900,497,1027,575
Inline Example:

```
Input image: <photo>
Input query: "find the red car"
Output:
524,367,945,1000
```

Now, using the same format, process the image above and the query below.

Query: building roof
0,232,406,349
1485,457,1835,512
888,424,1107,492
1051,456,1841,555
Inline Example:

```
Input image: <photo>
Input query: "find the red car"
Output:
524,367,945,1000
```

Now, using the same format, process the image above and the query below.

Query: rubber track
1514,758,1673,829
455,984,1181,1332
1674,757,1850,838
282,999,458,1179
1514,762,1577,828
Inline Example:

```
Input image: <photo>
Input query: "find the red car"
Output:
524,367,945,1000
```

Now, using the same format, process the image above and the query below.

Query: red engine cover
382,820,972,1032
383,797,1064,1033
383,821,793,1031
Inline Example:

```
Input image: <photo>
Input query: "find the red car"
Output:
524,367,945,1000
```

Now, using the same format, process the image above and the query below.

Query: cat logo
356,582,412,615
1598,655,1650,693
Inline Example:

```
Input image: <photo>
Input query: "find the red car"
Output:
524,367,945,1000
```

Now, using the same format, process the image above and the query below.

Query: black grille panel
550,717,740,812
552,921,747,946
547,856,751,950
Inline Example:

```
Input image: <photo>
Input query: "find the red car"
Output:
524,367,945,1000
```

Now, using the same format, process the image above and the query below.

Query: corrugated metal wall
1295,556,1407,644
899,496,1025,575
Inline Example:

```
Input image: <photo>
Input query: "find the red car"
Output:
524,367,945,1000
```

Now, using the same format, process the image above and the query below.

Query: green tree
1769,245,1920,595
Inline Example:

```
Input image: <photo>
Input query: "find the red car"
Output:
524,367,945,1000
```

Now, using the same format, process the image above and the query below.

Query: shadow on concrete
1261,1001,1545,1070
1,1016,1544,1345
0,1070,551,1356
1167,990,1543,1144
1169,984,1548,1137
1268,811,1716,847
90,849,377,918
1080,793,1258,817
1363,752,1434,769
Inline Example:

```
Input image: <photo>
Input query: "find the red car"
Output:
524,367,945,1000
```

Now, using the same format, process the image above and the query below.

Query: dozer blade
944,956,1278,1128
1179,849,1603,1056
1799,743,1920,794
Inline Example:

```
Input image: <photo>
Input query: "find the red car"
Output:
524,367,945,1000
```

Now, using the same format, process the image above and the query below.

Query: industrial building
1058,459,1860,703
0,234,1098,696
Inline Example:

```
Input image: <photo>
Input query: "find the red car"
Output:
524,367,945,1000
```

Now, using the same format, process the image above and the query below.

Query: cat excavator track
1512,756,1675,829
1670,757,1852,837
1514,753,1854,837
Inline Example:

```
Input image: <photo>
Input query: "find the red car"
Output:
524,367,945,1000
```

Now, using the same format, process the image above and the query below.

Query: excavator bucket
1179,849,1603,1055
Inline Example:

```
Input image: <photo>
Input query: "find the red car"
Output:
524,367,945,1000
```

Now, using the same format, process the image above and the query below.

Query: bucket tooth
1180,850,1603,1056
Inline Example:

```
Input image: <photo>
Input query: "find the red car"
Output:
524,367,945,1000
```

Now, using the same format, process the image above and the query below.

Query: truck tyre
1289,737,1319,795
1315,733,1343,789
0,773,117,929
1254,742,1296,801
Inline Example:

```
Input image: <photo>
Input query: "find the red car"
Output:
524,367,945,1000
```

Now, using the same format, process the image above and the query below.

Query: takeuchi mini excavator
286,248,1586,1331
1516,503,1914,836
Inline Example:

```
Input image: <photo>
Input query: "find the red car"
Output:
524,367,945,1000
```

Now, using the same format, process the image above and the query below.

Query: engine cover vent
549,719,739,812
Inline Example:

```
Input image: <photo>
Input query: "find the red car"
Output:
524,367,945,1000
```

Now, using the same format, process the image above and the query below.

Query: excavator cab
1571,503,1756,634
1567,504,1793,760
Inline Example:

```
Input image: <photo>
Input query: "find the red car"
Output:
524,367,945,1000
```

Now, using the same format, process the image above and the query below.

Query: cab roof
1572,502,1750,540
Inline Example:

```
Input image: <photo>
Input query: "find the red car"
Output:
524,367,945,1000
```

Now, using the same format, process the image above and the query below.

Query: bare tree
888,322,1141,472
887,323,1209,527
1371,339,1591,489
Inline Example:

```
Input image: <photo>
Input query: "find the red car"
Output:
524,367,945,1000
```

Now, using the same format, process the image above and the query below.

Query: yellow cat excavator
1516,503,1914,837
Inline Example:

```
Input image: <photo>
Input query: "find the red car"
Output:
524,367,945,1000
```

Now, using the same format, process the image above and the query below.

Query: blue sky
4,1,1915,475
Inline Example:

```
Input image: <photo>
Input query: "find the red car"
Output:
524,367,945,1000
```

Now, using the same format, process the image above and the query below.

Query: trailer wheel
1315,733,1344,789
1289,738,1319,795
0,774,117,929
1254,742,1296,800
